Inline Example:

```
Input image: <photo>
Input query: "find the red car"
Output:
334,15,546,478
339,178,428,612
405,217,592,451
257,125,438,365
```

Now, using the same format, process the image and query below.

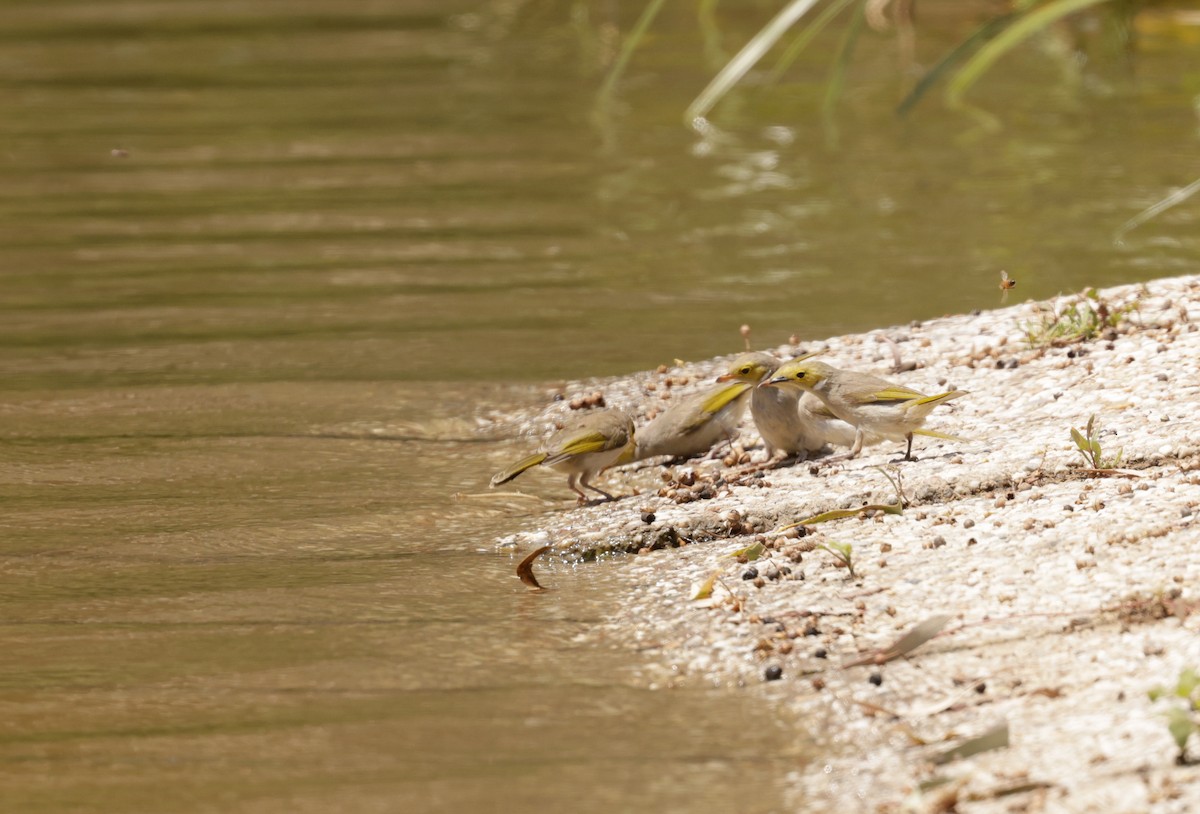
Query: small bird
491,408,635,501
762,360,966,461
630,381,753,461
716,352,860,458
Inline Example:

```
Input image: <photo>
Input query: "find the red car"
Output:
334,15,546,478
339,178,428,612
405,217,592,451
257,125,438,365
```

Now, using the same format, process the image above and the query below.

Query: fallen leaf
778,467,906,531
691,569,721,600
516,545,551,590
932,721,1009,765
1029,686,1063,699
727,541,765,561
843,614,953,668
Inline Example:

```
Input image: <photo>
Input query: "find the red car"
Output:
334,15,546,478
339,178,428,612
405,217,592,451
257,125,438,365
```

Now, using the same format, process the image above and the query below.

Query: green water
2,1,1198,811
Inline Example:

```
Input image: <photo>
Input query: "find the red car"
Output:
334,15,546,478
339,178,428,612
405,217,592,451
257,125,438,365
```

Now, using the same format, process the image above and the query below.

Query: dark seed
869,672,883,686
814,648,828,659
641,512,656,524
764,665,783,682
742,567,758,581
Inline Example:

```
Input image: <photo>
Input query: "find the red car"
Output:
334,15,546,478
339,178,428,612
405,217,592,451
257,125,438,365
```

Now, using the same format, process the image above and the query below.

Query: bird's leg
567,473,589,503
580,472,616,502
849,428,864,458
904,432,915,462
814,430,863,467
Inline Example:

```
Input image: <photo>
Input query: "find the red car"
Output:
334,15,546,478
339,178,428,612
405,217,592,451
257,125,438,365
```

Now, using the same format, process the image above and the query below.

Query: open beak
714,373,734,383
759,376,785,389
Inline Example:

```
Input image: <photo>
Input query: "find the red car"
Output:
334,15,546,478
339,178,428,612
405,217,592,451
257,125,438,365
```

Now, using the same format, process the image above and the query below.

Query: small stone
963,518,975,529
869,672,883,686
814,648,828,659
742,567,758,581
764,665,783,682
641,512,656,524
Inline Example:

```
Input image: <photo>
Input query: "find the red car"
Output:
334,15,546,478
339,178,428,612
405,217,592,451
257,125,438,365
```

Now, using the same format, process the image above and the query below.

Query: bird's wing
674,382,751,434
555,430,618,458
803,398,839,419
860,385,926,405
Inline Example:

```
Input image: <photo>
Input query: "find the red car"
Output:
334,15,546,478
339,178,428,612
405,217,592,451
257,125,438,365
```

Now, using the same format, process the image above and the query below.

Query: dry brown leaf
516,545,552,590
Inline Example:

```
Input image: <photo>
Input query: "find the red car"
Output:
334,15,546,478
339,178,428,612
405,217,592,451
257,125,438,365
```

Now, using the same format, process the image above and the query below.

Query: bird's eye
739,367,750,375
796,372,806,379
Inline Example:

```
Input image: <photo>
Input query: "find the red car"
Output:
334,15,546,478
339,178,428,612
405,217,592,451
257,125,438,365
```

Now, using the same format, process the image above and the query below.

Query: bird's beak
715,373,733,383
759,377,785,389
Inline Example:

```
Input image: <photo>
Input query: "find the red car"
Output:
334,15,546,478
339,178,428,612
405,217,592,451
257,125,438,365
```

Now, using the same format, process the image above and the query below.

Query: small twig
877,332,905,373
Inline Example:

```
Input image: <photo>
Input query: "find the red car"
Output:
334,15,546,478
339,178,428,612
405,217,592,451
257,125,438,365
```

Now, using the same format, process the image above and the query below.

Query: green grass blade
1070,427,1089,454
685,0,822,125
821,0,867,147
595,0,669,105
896,12,1016,118
946,0,1115,110
1113,175,1200,243
766,0,858,84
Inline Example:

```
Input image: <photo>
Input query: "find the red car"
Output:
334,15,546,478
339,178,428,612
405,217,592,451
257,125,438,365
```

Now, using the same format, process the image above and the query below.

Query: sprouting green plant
817,540,856,579
1070,414,1123,470
1148,668,1200,765
1023,288,1131,348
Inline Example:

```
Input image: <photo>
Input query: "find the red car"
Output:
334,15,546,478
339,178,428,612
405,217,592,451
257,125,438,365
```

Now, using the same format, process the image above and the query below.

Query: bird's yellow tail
914,390,967,407
911,428,972,443
490,453,548,487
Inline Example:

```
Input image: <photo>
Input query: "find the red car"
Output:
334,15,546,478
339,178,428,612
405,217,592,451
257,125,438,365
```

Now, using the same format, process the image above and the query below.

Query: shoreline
487,275,1200,812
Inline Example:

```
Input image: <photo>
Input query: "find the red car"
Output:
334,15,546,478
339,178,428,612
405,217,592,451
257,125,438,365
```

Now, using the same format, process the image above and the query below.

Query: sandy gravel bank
487,276,1200,813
